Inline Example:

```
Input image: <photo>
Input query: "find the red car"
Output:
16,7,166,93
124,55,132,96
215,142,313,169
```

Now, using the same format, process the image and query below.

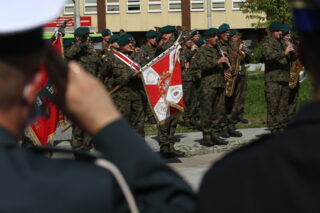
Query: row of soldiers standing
64,23,252,158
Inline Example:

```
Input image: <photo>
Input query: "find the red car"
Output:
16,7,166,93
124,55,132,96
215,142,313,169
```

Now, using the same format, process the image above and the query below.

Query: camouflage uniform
141,44,156,63
64,40,101,151
288,82,300,121
181,47,198,126
225,40,250,130
262,38,296,133
191,45,227,141
99,50,115,90
155,36,180,152
107,51,147,137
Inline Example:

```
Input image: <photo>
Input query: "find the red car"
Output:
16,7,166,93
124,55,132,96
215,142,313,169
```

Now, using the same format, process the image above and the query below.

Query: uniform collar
289,101,320,127
0,127,17,147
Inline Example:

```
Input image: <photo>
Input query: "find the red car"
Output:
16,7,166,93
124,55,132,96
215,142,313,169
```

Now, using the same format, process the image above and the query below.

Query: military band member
227,29,250,128
262,21,297,134
281,24,300,121
156,25,185,158
218,24,243,138
191,28,229,147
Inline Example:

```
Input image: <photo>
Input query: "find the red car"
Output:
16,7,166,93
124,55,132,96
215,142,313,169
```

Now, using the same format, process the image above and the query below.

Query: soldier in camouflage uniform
190,28,229,146
262,21,297,134
104,34,147,138
282,24,300,121
64,27,101,151
141,30,157,63
101,28,112,52
225,29,251,132
155,25,185,158
99,34,120,90
217,24,243,138
181,37,198,127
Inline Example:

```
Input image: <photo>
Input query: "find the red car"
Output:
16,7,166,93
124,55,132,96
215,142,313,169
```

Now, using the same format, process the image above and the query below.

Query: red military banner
141,44,184,124
27,34,65,146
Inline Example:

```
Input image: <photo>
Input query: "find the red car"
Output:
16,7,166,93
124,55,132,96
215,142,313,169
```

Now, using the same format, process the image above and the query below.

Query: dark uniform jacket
0,119,195,213
197,101,320,213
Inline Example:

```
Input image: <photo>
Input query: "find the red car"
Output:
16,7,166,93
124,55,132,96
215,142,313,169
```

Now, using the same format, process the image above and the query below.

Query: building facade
58,0,257,33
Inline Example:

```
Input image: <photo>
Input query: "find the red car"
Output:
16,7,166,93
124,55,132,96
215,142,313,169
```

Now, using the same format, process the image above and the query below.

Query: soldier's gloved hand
224,71,232,81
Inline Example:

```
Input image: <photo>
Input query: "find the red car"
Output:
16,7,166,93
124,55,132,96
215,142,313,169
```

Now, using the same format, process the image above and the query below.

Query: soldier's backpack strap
31,146,139,213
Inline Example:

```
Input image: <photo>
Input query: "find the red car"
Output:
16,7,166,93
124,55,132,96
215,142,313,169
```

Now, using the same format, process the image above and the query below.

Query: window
212,0,225,11
84,0,97,14
106,0,120,14
64,0,74,15
127,0,140,13
148,0,161,12
168,0,181,12
191,0,204,11
232,0,244,10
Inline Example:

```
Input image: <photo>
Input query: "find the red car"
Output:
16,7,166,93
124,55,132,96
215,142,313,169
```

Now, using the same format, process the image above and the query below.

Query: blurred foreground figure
197,1,320,212
0,1,195,212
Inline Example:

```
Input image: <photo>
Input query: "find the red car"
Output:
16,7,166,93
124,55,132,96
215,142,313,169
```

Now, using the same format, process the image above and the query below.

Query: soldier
141,30,157,63
262,21,296,134
182,36,198,127
156,25,184,158
226,29,251,130
64,27,101,151
191,28,229,146
101,28,112,51
107,34,147,138
218,24,243,138
281,24,300,121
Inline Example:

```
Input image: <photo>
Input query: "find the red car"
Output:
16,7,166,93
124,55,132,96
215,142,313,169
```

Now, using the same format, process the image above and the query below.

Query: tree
240,0,293,28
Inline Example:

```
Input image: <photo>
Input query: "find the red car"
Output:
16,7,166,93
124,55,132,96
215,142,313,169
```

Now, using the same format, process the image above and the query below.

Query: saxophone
284,40,305,89
219,40,244,97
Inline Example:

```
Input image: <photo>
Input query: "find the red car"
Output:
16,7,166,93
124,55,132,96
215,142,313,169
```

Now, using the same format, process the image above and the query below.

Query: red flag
27,35,65,146
141,44,184,124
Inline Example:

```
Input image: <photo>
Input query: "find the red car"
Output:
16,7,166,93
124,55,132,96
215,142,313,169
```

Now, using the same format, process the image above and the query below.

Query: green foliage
240,0,293,27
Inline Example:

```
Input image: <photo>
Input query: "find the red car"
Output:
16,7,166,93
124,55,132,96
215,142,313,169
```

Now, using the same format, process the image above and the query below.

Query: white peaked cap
0,0,67,34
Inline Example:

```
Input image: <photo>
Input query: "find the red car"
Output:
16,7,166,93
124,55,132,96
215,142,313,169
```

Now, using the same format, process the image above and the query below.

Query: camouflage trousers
71,125,92,151
264,81,290,132
113,89,146,138
226,75,247,130
200,86,227,140
158,116,179,152
182,81,198,123
288,83,300,122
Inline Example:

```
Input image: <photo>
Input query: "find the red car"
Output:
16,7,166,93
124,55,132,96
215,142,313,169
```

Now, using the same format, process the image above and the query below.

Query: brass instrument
284,40,305,89
289,59,305,89
217,41,244,97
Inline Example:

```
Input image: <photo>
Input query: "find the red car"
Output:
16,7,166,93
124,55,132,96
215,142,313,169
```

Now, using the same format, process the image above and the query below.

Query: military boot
200,135,214,147
160,143,185,158
211,135,228,146
229,129,243,137
220,127,230,138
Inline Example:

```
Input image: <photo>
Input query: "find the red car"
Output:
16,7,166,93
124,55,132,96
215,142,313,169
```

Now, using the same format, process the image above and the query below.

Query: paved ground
53,126,269,191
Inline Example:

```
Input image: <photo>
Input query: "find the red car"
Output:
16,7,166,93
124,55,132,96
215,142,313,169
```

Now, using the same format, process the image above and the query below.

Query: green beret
117,33,135,46
156,33,162,42
74,27,90,37
146,30,157,38
102,29,111,36
160,25,176,34
63,38,74,48
204,28,219,38
230,29,238,37
195,37,206,47
281,24,292,35
269,21,283,32
191,30,200,37
109,34,119,43
218,24,230,33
